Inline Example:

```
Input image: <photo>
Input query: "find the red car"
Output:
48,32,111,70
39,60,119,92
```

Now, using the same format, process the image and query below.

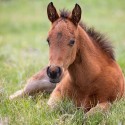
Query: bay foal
10,3,125,114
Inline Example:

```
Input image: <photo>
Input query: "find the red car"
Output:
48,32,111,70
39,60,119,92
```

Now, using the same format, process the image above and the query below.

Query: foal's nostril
47,66,62,79
56,67,62,77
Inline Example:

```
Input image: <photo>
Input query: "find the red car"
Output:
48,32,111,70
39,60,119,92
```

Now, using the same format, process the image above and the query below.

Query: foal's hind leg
9,68,56,100
85,102,111,117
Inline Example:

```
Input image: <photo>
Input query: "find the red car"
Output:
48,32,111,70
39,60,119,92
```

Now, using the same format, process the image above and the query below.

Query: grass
0,0,125,124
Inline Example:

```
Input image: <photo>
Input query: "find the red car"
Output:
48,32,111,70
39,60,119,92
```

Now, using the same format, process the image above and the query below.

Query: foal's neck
68,26,102,87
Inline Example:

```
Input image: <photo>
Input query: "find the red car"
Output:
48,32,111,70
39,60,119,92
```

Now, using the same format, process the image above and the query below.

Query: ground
0,0,125,125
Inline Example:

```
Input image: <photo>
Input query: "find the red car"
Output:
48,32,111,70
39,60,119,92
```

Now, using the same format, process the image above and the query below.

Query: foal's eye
47,38,50,46
68,40,75,46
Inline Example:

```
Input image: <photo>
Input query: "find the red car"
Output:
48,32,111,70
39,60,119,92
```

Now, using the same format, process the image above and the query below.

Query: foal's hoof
85,108,102,118
47,98,59,109
9,89,24,100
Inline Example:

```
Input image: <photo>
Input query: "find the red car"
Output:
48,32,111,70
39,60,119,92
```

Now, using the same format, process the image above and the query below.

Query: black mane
59,10,115,60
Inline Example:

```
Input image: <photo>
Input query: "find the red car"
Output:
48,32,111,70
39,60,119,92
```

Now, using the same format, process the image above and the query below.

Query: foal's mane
60,9,115,60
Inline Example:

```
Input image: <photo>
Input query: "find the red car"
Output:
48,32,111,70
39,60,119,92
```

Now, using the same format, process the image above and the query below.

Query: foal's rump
97,61,125,101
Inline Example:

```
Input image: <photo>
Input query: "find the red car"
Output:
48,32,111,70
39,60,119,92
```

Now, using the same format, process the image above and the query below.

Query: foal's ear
71,4,82,25
47,2,59,23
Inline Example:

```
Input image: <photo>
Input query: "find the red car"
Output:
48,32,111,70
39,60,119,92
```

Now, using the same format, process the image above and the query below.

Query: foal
10,3,125,114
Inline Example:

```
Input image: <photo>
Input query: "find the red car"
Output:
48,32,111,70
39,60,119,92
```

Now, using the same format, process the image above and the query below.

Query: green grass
0,0,125,124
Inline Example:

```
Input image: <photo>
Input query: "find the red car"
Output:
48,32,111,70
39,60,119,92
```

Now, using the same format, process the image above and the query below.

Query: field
0,0,125,124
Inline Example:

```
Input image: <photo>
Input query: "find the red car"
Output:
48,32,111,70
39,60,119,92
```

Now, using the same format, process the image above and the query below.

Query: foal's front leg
9,68,56,100
47,73,70,108
47,84,62,108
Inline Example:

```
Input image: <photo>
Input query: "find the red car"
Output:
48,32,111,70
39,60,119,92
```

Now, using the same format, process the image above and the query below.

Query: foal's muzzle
47,66,62,83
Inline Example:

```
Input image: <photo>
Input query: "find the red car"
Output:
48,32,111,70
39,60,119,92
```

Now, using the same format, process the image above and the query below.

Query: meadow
0,0,125,124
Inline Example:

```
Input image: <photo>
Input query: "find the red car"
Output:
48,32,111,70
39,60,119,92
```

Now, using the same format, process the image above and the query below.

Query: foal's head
46,2,81,83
